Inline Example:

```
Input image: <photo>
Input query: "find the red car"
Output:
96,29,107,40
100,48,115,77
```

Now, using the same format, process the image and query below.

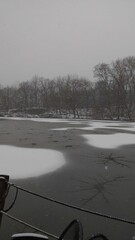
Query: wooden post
0,175,9,227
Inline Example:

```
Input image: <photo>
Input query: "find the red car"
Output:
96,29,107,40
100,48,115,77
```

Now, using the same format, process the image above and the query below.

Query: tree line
0,56,135,121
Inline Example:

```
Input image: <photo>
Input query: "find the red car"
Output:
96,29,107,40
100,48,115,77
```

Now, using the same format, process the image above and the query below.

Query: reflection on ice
82,133,135,149
0,145,65,179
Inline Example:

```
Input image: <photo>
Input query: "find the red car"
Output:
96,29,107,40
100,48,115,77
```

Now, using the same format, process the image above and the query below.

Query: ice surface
1,118,135,150
0,145,65,179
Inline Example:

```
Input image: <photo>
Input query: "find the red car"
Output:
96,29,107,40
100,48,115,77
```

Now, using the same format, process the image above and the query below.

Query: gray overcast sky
0,0,135,86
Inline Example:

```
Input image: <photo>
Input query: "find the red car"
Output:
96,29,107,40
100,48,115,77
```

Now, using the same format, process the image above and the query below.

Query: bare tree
94,57,135,121
110,57,135,121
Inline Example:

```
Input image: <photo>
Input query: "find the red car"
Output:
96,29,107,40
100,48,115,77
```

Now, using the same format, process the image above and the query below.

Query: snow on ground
0,146,65,179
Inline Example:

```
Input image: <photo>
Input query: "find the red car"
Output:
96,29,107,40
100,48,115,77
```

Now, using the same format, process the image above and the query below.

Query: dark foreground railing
1,174,134,240
0,175,9,227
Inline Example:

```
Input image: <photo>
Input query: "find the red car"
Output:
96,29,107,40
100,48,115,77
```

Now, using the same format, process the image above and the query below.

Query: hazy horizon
0,0,135,86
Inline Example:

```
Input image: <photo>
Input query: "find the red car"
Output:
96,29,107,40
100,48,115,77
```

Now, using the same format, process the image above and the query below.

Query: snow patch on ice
0,145,65,179
82,133,135,149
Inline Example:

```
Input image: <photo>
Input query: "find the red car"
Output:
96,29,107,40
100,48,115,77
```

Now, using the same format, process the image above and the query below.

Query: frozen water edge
0,145,66,179
82,133,135,149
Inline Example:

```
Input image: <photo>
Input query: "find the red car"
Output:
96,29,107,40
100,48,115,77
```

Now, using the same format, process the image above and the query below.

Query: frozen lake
0,118,135,240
